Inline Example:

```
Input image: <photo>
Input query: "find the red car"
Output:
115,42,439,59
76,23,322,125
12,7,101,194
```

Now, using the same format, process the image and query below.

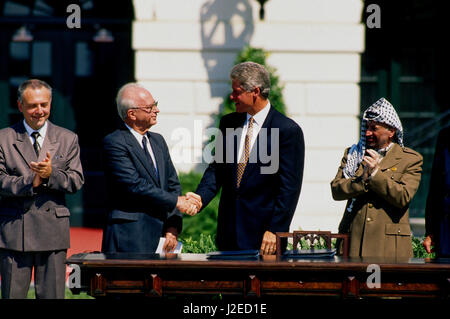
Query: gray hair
116,83,143,121
230,61,270,99
17,79,52,104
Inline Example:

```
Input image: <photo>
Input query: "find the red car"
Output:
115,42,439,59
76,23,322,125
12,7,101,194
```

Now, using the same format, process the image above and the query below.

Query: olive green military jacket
331,143,423,258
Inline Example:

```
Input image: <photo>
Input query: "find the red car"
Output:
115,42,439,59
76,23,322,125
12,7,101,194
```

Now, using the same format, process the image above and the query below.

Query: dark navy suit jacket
196,106,305,251
101,125,182,253
425,126,450,257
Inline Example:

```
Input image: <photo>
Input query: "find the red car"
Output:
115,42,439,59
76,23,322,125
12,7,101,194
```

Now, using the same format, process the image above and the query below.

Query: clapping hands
176,192,202,216
30,151,52,187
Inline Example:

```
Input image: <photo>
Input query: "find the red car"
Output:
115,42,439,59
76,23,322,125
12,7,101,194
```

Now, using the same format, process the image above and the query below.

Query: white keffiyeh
342,97,403,213
343,97,403,179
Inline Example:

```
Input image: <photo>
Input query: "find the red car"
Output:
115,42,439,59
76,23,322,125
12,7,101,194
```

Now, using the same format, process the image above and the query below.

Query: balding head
116,83,152,121
115,83,159,134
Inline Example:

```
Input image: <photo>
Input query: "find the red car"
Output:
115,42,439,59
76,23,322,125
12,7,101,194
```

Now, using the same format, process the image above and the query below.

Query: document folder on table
283,248,336,258
206,250,260,260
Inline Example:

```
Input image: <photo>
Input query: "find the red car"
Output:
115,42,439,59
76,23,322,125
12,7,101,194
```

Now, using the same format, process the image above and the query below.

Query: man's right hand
186,192,202,210
176,196,199,216
32,174,42,188
30,151,52,179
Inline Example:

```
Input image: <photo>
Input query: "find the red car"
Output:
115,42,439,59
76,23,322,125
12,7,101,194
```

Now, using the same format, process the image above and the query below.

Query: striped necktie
31,131,41,157
236,117,254,188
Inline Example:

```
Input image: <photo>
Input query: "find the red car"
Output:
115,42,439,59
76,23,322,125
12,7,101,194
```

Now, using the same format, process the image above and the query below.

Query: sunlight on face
18,87,52,130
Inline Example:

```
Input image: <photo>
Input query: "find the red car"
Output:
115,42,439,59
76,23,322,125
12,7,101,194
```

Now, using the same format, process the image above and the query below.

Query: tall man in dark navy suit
188,62,305,254
423,126,450,257
101,83,199,253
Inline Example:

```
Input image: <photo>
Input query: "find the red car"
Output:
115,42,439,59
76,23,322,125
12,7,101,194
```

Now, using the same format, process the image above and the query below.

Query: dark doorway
360,0,449,220
0,0,135,227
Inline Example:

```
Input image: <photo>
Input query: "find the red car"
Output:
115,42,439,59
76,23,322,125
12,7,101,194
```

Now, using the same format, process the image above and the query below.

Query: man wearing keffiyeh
331,97,423,258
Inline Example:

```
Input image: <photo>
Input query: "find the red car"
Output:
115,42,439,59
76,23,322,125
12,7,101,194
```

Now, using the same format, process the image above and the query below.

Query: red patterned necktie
236,117,254,188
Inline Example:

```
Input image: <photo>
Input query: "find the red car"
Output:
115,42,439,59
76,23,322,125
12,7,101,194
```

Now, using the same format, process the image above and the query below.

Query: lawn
0,287,93,299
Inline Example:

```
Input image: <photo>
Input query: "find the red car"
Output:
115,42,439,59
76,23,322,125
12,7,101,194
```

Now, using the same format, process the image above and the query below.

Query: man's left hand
163,232,178,253
423,235,434,254
260,231,277,255
30,151,52,179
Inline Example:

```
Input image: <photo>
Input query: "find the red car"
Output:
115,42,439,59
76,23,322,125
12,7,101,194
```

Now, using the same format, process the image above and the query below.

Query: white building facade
132,0,365,232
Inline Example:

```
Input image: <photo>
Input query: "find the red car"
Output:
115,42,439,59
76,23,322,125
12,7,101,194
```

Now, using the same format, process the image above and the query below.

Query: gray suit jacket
0,121,84,251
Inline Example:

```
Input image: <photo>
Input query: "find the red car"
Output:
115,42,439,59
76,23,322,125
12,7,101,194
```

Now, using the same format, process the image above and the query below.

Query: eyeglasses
131,101,158,113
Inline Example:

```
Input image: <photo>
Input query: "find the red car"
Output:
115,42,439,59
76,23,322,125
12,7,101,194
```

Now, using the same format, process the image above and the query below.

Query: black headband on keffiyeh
342,97,403,179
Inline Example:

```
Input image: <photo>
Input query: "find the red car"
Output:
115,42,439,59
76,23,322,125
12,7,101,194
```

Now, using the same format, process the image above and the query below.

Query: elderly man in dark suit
187,62,305,255
101,83,199,254
0,79,84,299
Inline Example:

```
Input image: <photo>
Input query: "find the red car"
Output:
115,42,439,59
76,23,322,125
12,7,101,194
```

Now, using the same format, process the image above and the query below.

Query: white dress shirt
125,124,158,172
237,101,271,161
23,120,47,151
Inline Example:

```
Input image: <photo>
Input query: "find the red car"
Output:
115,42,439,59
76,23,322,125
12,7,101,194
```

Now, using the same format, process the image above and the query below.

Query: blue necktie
142,135,158,179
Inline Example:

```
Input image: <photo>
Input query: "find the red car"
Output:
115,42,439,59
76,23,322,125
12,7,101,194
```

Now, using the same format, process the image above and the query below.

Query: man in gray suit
0,79,84,299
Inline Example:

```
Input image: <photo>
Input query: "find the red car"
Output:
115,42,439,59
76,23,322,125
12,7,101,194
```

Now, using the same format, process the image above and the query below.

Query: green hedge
178,171,219,250
412,236,435,259
288,236,434,258
181,233,217,253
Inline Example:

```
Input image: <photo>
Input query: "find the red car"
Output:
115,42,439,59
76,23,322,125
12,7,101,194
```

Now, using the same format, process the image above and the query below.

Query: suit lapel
122,129,160,186
149,133,164,188
238,107,275,189
13,121,38,165
40,121,59,162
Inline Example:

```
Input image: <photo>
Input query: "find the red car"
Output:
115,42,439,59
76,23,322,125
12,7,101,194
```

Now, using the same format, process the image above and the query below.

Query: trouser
0,249,67,299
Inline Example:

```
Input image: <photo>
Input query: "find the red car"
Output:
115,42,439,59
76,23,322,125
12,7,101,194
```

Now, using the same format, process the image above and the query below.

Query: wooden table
67,253,450,299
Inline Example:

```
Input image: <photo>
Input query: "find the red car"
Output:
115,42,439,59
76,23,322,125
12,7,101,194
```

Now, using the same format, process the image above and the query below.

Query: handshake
176,192,202,216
